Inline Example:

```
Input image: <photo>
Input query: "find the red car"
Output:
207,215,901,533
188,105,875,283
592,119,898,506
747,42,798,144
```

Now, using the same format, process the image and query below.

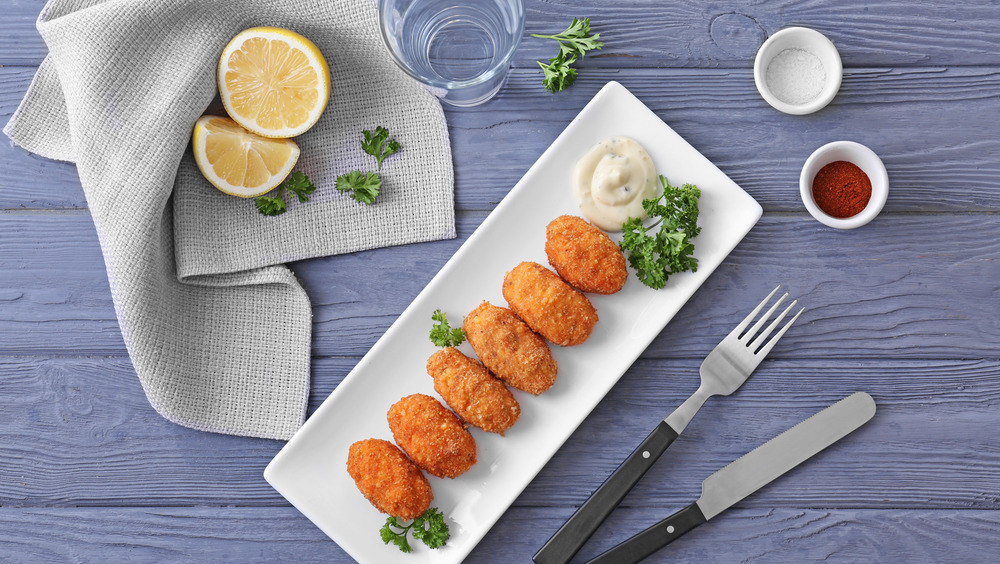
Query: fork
533,286,804,564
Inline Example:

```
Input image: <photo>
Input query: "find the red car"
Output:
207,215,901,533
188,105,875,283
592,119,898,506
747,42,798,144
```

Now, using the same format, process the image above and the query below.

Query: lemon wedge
192,115,300,198
218,27,331,138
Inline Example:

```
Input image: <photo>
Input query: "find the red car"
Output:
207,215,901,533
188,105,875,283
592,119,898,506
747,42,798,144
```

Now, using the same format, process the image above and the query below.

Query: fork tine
741,292,788,344
748,298,797,351
730,285,781,338
753,305,805,357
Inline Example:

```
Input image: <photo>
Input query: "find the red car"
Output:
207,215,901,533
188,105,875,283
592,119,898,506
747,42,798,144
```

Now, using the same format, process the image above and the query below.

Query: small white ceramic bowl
754,27,842,115
800,141,888,229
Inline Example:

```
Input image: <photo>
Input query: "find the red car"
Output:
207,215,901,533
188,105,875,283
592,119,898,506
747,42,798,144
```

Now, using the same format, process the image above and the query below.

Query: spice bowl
754,27,842,115
800,141,888,229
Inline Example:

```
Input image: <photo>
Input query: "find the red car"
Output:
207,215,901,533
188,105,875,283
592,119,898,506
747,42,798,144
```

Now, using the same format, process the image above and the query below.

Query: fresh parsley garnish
335,126,402,205
253,171,316,216
380,507,450,553
361,126,401,171
619,175,702,289
430,309,466,347
255,127,400,213
533,17,604,60
538,57,579,94
335,170,381,205
532,17,603,93
254,193,287,216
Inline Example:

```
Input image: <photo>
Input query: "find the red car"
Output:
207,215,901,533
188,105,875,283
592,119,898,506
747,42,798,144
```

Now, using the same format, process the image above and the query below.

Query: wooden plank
479,507,1000,563
2,212,998,359
303,210,1000,360
0,506,998,562
452,66,1000,212
3,66,1000,211
0,67,85,209
523,357,1000,512
4,0,1000,67
0,211,123,353
0,0,45,66
2,355,998,508
520,0,1000,68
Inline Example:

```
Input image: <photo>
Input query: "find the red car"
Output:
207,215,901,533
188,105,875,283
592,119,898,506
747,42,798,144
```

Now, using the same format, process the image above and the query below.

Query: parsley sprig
429,309,466,347
335,126,402,205
335,171,381,205
619,175,702,289
532,17,603,93
380,507,450,553
361,126,402,171
253,171,316,216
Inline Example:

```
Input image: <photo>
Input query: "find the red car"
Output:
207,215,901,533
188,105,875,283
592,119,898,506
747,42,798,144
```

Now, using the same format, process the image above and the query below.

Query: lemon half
218,27,331,139
192,115,300,198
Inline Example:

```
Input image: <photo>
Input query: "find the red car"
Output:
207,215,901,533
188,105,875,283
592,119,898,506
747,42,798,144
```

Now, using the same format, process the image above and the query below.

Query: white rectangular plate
265,81,762,563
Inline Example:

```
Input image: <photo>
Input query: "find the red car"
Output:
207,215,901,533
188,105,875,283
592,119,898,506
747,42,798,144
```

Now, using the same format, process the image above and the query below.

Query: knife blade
586,392,876,564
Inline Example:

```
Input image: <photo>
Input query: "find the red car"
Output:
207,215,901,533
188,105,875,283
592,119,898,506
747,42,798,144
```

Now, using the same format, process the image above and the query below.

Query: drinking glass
376,0,525,107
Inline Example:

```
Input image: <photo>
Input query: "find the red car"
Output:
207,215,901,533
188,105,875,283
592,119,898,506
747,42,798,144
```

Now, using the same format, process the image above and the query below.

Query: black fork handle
585,503,707,564
533,420,679,564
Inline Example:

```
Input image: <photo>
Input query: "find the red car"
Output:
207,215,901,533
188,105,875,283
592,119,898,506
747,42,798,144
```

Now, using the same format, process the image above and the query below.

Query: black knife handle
533,420,679,564
585,503,707,564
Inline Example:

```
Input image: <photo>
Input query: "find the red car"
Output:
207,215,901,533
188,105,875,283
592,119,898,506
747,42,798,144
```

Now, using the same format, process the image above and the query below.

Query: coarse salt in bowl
754,27,842,115
800,141,889,229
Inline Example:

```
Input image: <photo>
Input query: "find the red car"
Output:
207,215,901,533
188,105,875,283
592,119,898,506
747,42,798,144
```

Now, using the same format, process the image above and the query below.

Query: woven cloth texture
3,0,456,440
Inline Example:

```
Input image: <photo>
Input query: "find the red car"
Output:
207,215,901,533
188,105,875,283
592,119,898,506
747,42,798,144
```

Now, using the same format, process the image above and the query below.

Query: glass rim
376,0,526,90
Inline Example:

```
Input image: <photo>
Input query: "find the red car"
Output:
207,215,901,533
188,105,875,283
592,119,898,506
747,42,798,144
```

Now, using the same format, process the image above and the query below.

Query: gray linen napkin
4,0,455,440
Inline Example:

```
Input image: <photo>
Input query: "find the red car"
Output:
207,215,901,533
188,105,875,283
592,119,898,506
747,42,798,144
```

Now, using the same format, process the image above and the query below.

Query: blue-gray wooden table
3,1,1000,562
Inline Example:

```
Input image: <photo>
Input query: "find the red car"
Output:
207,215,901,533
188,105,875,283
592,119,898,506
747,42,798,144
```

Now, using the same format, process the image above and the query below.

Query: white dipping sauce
573,136,657,231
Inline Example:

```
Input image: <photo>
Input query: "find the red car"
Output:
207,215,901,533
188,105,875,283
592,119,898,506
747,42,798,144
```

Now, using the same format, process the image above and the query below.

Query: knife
585,392,876,564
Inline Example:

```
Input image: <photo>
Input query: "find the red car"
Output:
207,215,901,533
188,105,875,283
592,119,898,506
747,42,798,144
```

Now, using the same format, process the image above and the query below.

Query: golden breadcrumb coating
463,301,557,395
346,438,433,520
546,215,627,295
388,394,477,478
502,261,598,346
427,347,521,435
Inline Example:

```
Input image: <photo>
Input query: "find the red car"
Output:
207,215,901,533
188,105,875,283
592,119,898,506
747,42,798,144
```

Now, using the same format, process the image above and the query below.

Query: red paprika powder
812,161,871,218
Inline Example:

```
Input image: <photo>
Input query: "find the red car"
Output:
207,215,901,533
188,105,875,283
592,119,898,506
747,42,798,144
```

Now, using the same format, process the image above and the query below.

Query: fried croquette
502,261,598,346
388,394,477,478
463,301,557,395
546,215,627,294
347,438,433,520
427,347,521,435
